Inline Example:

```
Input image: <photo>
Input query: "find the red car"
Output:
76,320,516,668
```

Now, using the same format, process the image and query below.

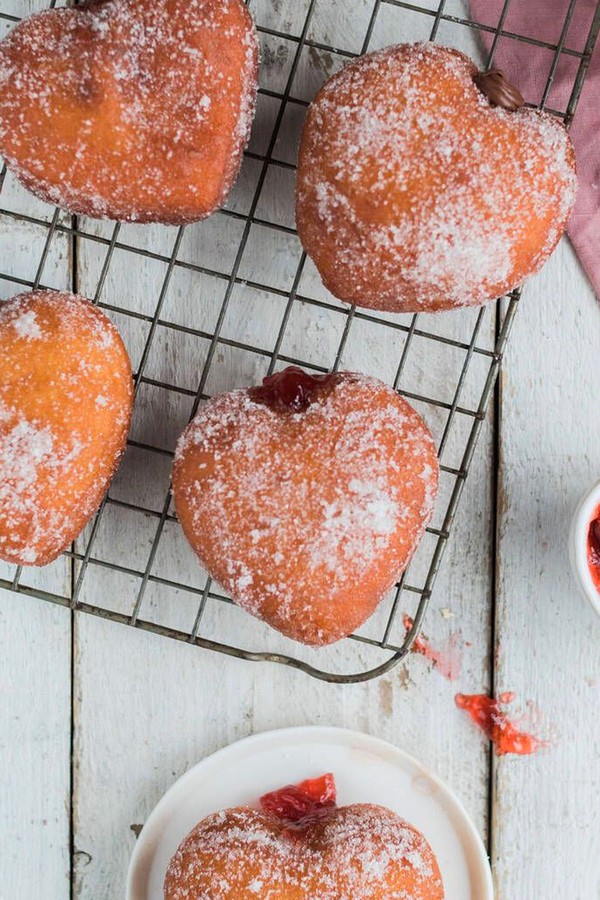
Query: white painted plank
0,257,72,895
0,589,71,900
0,4,73,889
69,3,495,898
493,240,600,900
72,429,495,898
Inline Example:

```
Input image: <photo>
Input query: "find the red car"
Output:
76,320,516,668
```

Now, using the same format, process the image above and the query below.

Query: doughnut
296,42,577,314
0,0,258,224
172,366,438,646
165,806,444,898
164,775,445,899
0,291,133,566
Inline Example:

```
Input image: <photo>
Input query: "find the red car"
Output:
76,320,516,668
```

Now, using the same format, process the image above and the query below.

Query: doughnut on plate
126,726,494,900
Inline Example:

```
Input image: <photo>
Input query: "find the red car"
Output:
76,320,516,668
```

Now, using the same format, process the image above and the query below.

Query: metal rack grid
0,0,599,683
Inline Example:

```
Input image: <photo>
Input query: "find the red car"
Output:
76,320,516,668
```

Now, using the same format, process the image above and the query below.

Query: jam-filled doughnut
172,366,438,646
0,0,258,223
0,291,133,566
296,42,577,314
164,774,445,899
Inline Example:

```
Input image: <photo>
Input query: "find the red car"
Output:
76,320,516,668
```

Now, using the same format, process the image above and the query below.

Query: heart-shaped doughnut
0,291,133,566
0,0,257,223
164,774,445,898
172,367,438,646
296,42,577,313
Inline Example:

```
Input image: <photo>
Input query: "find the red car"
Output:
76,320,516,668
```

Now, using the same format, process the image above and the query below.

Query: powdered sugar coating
0,0,258,224
0,291,133,566
296,42,578,313
172,372,438,645
164,804,444,899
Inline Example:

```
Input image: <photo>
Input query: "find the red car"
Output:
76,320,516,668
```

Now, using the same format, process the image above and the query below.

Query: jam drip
474,70,525,111
249,366,339,412
456,693,544,756
260,773,337,826
587,506,600,592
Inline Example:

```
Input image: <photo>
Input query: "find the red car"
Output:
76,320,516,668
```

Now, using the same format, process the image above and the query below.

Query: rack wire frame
0,0,599,683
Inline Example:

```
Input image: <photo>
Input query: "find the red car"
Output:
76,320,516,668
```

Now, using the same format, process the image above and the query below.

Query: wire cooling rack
0,0,599,683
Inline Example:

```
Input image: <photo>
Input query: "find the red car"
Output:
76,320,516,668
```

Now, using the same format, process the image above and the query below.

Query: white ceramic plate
127,726,493,899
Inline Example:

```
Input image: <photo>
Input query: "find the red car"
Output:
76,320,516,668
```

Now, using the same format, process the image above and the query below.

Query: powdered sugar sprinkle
164,803,444,899
173,372,439,645
297,42,577,312
0,0,258,224
0,290,133,566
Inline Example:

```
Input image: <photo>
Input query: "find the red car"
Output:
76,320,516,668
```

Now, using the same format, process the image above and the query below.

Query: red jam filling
249,366,339,411
455,693,544,757
260,773,337,825
587,504,600,592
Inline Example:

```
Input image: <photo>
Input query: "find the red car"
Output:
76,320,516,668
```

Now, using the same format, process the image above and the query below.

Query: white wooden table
1,1,600,897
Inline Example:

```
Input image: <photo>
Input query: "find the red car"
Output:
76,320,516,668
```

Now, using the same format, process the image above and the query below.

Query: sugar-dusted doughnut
0,0,258,224
296,42,577,314
0,291,133,566
164,774,445,898
172,366,438,646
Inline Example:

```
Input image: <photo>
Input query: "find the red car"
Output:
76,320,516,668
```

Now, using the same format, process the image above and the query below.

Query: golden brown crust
164,804,445,899
0,0,258,223
0,291,133,566
172,372,438,646
296,42,577,314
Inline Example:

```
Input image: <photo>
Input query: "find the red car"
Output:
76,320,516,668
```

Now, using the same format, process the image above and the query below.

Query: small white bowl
569,479,600,617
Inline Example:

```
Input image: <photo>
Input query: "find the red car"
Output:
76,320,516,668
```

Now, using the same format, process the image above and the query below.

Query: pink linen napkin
470,0,600,298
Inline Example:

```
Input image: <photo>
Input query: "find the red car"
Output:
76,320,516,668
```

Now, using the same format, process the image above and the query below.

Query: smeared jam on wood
404,614,463,681
456,692,544,756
